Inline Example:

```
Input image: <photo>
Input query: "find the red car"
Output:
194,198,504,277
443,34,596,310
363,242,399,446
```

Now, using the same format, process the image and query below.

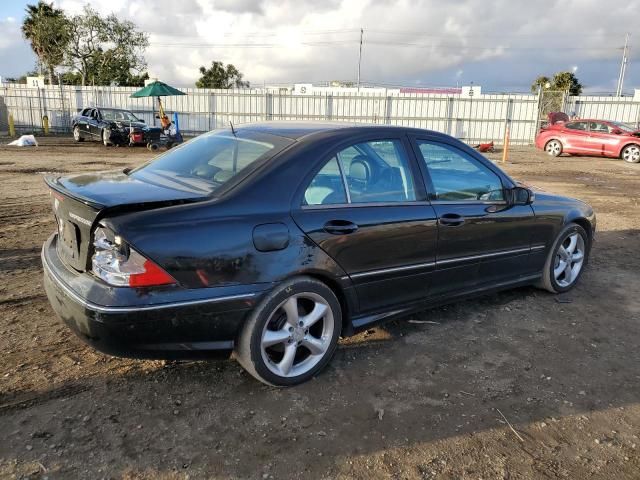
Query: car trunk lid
547,112,569,125
45,170,209,271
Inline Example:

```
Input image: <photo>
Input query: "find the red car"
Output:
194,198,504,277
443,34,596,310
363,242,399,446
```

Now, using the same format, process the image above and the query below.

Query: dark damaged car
43,122,596,386
72,107,163,148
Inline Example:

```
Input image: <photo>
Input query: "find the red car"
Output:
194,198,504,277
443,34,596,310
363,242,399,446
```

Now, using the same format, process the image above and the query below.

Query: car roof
83,107,132,112
235,121,433,140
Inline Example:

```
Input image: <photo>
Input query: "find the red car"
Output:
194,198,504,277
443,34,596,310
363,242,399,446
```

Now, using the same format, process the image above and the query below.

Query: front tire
102,128,112,147
72,126,84,142
538,223,588,293
621,144,640,163
545,139,563,157
235,277,342,386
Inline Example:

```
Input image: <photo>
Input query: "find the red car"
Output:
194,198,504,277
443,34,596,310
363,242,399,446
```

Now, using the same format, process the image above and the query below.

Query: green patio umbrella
130,81,186,98
130,81,186,129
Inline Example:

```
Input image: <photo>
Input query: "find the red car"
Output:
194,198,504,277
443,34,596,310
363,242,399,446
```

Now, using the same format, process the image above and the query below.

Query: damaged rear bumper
41,234,270,360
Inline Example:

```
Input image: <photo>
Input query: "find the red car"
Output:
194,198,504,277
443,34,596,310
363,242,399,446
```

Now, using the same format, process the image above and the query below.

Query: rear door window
565,121,588,131
304,158,347,205
337,140,416,203
303,139,417,206
589,122,611,133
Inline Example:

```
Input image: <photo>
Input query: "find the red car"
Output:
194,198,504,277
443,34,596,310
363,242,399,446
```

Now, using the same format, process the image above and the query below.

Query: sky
0,0,638,93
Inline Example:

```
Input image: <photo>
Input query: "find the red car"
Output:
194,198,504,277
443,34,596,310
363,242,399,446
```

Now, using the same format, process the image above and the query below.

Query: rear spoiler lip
44,175,105,209
43,174,206,218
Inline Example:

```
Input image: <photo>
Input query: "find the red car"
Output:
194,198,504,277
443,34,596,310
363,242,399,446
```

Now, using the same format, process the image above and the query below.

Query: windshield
101,109,141,122
609,121,636,133
130,130,291,194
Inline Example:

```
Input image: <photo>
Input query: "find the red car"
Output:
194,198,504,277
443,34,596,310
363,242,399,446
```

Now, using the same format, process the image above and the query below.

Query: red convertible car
535,113,640,163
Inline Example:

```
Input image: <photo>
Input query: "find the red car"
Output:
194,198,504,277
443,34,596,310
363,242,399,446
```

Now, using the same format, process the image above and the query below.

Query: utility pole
616,33,630,97
357,28,363,91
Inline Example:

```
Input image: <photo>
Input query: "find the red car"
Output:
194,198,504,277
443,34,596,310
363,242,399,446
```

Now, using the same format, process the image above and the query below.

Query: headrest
349,155,371,182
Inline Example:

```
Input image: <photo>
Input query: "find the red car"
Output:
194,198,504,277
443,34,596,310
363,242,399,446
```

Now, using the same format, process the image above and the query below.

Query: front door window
416,141,504,202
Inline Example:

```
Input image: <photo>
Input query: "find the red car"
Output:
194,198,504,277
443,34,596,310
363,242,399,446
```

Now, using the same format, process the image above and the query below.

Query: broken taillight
91,226,175,287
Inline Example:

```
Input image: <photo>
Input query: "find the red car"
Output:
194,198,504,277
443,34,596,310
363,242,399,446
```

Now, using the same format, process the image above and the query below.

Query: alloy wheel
622,145,640,163
545,140,561,156
260,292,334,378
73,127,80,141
553,233,585,288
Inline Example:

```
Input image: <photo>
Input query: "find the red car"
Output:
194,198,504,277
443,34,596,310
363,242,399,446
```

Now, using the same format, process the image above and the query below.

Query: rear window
130,130,291,194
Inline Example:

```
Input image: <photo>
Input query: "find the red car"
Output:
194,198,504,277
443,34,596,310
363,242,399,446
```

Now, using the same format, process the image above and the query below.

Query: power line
150,40,623,52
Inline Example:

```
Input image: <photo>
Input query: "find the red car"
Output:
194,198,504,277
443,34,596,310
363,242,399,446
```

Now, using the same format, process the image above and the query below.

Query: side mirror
511,186,534,205
139,118,145,123
612,128,622,135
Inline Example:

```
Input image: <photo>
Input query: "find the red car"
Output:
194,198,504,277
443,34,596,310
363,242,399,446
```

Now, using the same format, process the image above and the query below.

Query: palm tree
22,1,70,85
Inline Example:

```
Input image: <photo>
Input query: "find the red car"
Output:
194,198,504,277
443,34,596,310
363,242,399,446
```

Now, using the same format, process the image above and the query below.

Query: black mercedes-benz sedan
42,122,595,386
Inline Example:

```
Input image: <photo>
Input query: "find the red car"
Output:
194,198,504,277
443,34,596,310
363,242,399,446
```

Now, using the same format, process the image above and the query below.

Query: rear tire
235,276,342,386
621,144,640,163
537,223,588,293
545,139,563,157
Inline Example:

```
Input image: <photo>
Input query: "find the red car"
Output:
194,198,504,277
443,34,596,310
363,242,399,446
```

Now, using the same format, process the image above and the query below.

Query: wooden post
8,113,15,137
42,115,49,135
502,125,510,163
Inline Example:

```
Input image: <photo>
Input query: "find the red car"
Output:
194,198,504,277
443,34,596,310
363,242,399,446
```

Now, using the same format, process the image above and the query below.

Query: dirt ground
0,136,639,480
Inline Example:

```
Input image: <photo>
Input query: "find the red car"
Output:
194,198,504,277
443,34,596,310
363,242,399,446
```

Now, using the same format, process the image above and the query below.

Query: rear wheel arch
306,272,354,332
235,274,343,386
282,270,354,336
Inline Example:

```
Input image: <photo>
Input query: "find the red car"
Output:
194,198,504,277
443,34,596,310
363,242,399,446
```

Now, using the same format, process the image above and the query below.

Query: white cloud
0,0,637,91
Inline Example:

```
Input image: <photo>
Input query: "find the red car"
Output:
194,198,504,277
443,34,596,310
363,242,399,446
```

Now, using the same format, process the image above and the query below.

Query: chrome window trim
300,200,432,210
430,199,509,206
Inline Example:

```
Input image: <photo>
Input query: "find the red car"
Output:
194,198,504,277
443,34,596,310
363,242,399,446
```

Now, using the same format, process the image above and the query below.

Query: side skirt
346,273,541,335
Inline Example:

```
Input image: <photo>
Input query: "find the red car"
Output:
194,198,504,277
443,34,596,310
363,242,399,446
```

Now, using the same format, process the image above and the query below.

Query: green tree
531,71,583,95
21,1,70,85
530,75,551,93
552,71,583,96
196,61,249,89
63,5,149,86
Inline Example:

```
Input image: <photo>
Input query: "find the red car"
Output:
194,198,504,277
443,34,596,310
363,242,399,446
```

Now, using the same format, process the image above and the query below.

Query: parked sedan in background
72,107,162,147
535,113,640,163
43,122,595,386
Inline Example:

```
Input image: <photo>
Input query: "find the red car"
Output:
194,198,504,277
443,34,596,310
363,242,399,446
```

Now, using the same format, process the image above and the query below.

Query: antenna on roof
229,121,236,136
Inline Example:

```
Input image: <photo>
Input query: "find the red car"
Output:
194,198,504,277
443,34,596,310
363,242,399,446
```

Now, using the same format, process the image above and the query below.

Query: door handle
439,213,465,227
323,220,359,235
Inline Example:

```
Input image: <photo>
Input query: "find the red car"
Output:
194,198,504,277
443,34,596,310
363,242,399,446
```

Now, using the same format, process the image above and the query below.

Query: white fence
564,96,640,125
1,84,639,145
